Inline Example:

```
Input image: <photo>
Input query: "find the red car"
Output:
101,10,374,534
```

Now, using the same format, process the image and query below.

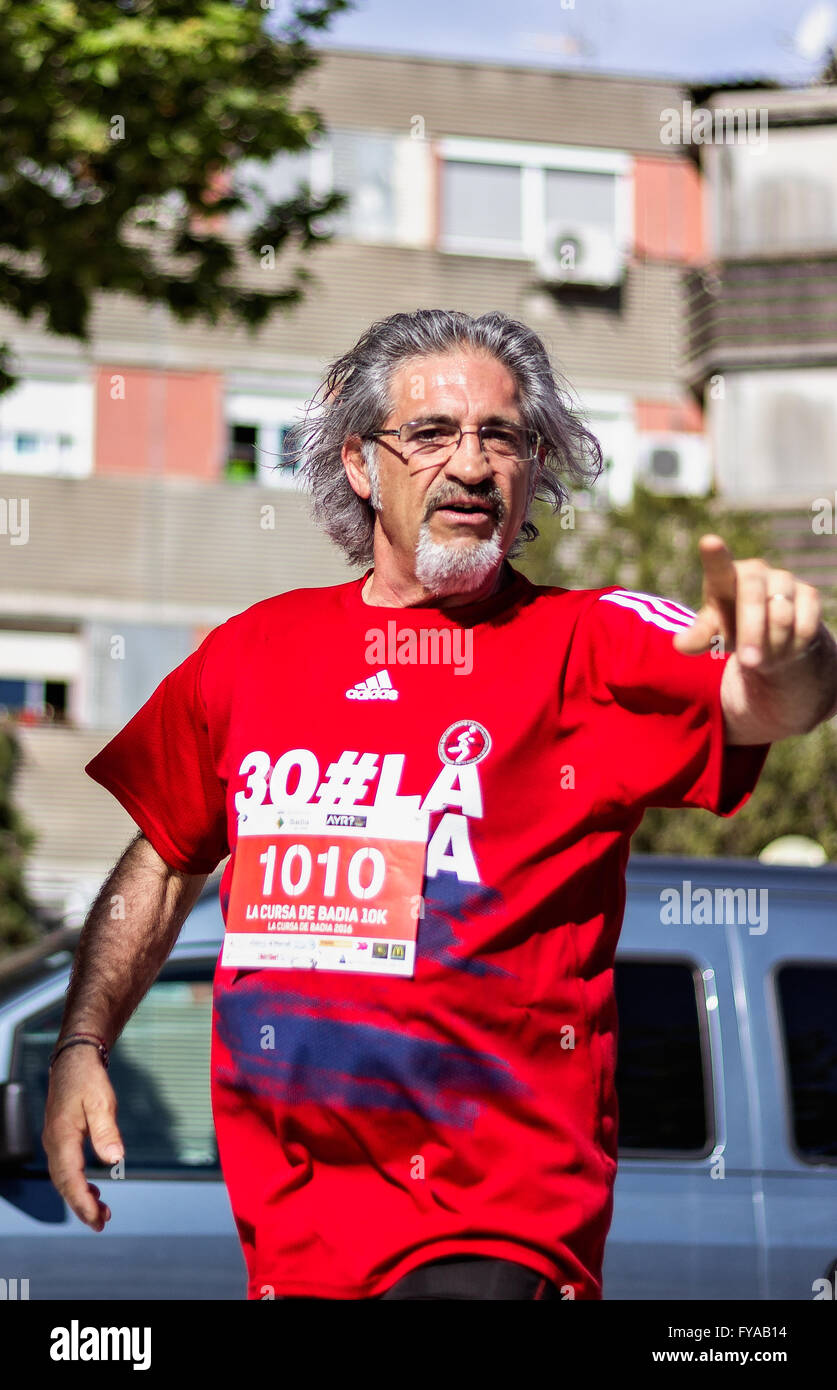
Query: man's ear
342,434,371,500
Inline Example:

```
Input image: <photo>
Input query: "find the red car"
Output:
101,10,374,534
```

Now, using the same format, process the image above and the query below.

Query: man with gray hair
46,308,837,1301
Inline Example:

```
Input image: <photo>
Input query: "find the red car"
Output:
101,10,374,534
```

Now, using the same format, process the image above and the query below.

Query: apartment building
0,49,715,918
685,84,837,597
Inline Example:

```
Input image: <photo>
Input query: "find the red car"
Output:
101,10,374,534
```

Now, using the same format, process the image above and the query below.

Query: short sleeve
578,588,770,816
85,629,229,873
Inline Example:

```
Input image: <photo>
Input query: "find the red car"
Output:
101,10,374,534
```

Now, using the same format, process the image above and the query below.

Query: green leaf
0,0,351,375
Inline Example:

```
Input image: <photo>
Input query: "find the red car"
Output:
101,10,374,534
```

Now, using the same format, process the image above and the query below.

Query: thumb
84,1094,125,1167
672,605,722,655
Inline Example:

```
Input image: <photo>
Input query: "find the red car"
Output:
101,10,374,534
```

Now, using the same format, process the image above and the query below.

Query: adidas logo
345,670,399,701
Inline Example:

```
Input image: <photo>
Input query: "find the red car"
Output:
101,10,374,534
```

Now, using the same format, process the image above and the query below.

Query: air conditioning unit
636,433,711,497
536,222,626,288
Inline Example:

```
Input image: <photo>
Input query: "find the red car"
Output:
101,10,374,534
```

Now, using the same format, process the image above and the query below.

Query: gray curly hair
294,308,603,567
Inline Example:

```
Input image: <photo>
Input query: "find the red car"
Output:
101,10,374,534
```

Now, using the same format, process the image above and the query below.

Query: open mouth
433,500,496,518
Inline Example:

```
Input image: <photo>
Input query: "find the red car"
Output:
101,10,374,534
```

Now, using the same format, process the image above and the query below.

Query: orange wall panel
95,367,223,479
633,156,704,264
636,397,704,433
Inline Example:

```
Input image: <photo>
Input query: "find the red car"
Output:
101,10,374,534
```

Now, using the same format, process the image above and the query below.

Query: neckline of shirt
343,562,532,627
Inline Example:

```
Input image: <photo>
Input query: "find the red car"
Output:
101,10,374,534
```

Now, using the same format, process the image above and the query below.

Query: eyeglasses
364,419,540,464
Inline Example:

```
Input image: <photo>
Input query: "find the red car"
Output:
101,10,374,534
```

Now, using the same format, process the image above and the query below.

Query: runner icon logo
438,720,492,766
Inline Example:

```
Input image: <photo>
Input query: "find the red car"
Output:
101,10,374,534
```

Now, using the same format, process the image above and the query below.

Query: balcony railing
685,255,837,383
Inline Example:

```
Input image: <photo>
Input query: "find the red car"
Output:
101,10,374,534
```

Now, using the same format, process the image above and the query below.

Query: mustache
424,484,506,523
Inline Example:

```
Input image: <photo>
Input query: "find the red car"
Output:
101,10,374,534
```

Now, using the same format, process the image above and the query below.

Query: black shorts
280,1256,560,1301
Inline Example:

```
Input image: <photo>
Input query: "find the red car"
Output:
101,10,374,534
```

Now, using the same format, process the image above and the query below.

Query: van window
776,964,837,1164
12,960,220,1174
614,959,710,1154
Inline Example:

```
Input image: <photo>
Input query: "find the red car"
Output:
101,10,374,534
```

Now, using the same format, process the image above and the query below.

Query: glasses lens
397,422,536,461
481,426,533,459
401,422,460,457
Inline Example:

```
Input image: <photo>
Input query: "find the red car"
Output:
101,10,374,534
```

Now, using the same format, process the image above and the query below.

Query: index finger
696,534,738,600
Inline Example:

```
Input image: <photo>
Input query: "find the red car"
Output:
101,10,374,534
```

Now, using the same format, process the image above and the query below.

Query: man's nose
445,430,492,483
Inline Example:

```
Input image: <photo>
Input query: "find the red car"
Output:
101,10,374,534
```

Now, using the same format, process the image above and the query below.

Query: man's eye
483,427,520,445
411,427,454,444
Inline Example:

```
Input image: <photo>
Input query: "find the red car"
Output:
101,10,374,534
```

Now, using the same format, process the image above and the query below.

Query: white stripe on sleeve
598,590,695,634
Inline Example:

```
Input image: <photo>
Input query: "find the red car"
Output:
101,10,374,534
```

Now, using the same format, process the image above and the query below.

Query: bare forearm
60,832,208,1047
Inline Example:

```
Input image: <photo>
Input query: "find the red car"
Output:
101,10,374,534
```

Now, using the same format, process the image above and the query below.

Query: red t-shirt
85,567,769,1299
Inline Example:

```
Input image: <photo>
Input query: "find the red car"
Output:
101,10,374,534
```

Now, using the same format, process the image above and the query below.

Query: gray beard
414,523,504,596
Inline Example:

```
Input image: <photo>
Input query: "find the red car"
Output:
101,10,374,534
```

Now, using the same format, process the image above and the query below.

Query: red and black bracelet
48,1032,110,1072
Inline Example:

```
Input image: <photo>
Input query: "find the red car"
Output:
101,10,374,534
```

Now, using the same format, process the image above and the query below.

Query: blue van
0,854,835,1300
604,855,837,1301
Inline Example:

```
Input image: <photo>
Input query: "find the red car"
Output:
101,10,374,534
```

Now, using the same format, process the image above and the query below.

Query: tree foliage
521,483,777,611
630,722,837,860
0,723,41,954
0,0,351,392
820,46,837,82
519,485,837,860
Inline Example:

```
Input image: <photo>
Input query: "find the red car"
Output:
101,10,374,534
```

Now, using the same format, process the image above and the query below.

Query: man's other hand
675,534,837,742
43,1045,125,1231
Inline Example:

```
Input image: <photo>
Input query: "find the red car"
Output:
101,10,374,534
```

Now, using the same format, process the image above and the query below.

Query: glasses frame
363,419,542,465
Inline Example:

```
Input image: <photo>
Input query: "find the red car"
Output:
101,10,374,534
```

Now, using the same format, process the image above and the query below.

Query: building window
0,377,93,477
278,424,304,473
229,144,329,234
442,160,523,252
226,423,258,477
545,167,616,236
0,677,68,723
438,137,631,261
224,397,308,489
0,630,79,723
230,129,430,247
330,130,397,241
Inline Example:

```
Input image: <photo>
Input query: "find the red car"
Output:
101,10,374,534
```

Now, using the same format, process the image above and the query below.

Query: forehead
387,351,520,414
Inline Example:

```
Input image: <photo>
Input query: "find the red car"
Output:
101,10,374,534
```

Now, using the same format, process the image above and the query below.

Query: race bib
221,802,429,978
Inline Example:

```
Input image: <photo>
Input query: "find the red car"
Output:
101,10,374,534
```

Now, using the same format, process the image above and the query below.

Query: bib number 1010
260,842,385,901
